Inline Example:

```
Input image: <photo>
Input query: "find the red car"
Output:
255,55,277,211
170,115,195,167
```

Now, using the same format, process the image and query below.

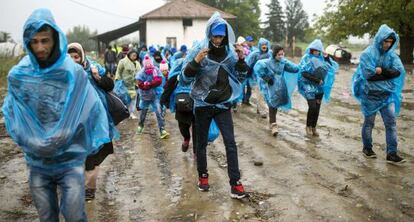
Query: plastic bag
113,80,131,105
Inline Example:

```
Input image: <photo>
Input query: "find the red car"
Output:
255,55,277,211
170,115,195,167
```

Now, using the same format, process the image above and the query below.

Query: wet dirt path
0,67,413,221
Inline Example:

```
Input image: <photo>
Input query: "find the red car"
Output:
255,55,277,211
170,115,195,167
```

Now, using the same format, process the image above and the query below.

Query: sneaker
137,126,144,134
230,181,246,199
130,113,138,119
181,139,190,152
386,152,406,165
305,126,313,137
362,148,377,158
85,189,96,201
198,174,210,191
160,129,170,139
270,123,278,137
311,127,319,137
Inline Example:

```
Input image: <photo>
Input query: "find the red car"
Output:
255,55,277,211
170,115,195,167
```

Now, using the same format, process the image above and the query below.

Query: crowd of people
1,8,407,222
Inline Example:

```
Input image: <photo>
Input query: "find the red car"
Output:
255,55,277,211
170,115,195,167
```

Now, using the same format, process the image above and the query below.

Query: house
93,0,236,52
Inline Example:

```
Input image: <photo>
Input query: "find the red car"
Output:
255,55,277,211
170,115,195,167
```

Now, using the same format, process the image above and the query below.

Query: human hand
375,67,382,75
235,44,244,59
91,65,101,81
194,48,209,63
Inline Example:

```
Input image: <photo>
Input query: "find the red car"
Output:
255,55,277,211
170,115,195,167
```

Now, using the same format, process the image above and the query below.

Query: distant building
93,0,236,52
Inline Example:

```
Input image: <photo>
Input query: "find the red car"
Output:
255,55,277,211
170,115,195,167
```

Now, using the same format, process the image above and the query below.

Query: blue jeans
29,165,87,222
362,103,398,154
242,81,252,102
139,99,165,130
195,106,241,186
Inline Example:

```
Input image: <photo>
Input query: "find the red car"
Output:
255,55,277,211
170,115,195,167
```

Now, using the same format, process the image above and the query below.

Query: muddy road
1,66,413,222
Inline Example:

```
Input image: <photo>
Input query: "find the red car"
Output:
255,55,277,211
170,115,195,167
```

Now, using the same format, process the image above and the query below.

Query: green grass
0,57,20,85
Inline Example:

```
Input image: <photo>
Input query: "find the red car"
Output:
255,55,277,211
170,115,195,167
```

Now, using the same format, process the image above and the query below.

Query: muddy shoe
136,126,144,134
386,152,406,165
181,139,190,152
85,189,96,201
362,148,377,158
270,123,278,137
160,129,170,139
230,181,246,199
198,174,210,191
312,127,319,137
305,126,313,137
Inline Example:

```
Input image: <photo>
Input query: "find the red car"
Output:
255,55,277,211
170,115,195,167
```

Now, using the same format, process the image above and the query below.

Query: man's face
69,52,82,64
30,30,55,61
382,38,394,51
211,35,224,46
261,44,267,52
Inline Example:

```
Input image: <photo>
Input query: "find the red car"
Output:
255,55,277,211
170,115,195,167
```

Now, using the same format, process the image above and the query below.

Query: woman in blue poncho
254,45,299,136
68,42,120,201
298,39,339,137
352,24,406,164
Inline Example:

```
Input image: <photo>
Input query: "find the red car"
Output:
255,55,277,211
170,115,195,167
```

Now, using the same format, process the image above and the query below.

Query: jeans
29,165,87,222
306,93,323,127
269,106,278,124
178,119,197,153
139,99,165,130
195,106,241,186
243,81,252,102
362,103,398,154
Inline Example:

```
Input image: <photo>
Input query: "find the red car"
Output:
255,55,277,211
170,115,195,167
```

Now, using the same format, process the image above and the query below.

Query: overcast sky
0,0,326,43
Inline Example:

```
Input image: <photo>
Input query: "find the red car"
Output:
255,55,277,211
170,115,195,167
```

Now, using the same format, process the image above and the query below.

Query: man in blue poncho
182,12,248,199
352,24,406,164
2,9,111,221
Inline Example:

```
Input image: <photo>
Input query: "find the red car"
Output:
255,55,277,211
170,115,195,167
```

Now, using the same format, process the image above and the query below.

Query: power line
67,0,137,20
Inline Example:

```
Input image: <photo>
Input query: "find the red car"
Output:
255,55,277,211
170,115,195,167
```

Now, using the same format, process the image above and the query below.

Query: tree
316,0,414,64
263,0,285,43
66,25,98,52
198,0,261,39
0,31,13,43
285,0,309,47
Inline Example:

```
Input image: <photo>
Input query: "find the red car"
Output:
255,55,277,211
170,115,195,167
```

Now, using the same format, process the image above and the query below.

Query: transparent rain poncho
181,12,241,109
113,80,132,105
1,8,111,170
298,39,339,102
352,24,405,116
246,37,273,84
254,57,299,111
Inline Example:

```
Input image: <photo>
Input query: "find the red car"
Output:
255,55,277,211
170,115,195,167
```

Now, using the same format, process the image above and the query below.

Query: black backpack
175,93,193,112
106,91,130,125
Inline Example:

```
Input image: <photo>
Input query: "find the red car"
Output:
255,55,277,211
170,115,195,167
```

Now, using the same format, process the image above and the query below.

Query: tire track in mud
232,101,414,221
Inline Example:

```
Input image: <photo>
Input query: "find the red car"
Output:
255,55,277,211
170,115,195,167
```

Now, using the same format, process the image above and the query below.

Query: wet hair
310,48,320,55
272,45,284,57
68,48,79,55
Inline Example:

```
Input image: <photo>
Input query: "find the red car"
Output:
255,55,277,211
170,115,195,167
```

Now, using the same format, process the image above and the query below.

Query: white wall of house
146,19,207,48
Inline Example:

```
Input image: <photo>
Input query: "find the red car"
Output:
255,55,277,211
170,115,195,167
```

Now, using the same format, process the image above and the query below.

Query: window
183,18,193,27
166,37,177,48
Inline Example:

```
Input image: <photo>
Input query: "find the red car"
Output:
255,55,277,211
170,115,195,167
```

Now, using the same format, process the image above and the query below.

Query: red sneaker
230,181,246,199
198,174,210,191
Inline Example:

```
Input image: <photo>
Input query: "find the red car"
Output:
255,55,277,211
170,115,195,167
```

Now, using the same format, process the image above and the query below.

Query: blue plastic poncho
246,38,273,83
83,58,120,141
1,8,111,170
298,39,339,102
135,66,164,109
181,12,241,109
352,24,405,116
254,57,299,111
113,80,132,105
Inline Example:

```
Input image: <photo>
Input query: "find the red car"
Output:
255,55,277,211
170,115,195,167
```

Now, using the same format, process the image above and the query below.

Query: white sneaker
130,113,138,119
